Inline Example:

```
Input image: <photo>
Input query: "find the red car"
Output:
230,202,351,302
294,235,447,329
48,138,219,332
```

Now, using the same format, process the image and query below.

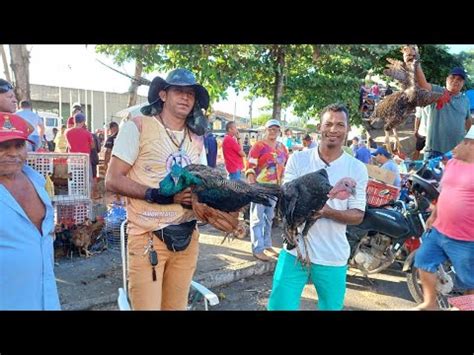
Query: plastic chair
117,220,219,310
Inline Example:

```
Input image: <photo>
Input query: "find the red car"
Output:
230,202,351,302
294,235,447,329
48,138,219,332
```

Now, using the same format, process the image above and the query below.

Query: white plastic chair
117,220,219,310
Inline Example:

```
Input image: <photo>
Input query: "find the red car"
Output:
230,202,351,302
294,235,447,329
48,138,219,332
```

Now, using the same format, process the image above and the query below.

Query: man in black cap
407,48,472,159
106,68,223,310
0,79,34,134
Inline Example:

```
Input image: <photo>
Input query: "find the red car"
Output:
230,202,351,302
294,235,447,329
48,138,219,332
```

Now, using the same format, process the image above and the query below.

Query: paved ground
212,265,417,311
55,220,417,311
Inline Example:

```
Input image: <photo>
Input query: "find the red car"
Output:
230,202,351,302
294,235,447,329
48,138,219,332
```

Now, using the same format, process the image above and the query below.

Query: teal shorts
268,249,348,310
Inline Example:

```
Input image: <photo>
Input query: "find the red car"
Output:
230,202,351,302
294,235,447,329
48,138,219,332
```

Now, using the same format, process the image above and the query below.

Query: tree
252,113,272,127
455,49,474,89
96,44,160,107
9,45,31,101
94,44,421,128
1,45,12,82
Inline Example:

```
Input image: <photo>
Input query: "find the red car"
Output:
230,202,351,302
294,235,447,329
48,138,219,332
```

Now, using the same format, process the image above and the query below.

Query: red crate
448,294,474,310
366,179,400,207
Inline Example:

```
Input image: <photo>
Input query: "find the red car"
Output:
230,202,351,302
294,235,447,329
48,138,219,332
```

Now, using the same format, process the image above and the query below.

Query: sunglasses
0,83,13,93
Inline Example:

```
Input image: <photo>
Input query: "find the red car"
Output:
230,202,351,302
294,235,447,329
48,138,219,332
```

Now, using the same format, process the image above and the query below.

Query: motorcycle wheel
406,265,427,304
406,264,453,309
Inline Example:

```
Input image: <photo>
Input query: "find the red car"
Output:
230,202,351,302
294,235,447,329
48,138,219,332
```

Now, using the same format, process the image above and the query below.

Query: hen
71,219,105,258
369,45,445,153
280,169,357,265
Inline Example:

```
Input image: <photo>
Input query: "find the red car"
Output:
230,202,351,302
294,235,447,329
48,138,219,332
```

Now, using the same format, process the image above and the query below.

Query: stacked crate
26,152,92,224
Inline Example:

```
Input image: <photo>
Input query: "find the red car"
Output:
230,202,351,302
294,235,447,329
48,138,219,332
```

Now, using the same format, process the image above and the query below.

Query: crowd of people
1,51,472,311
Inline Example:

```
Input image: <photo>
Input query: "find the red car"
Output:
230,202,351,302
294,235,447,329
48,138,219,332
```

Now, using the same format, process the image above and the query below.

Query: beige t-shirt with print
112,115,206,235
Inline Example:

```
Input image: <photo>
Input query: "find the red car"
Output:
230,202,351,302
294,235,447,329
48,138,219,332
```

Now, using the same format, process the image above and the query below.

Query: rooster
280,169,357,266
369,45,445,153
71,219,105,258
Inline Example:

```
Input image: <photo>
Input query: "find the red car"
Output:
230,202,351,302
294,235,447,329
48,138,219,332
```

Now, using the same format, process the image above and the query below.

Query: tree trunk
272,45,285,121
127,59,143,107
127,45,150,107
9,45,30,101
312,44,320,63
1,45,12,82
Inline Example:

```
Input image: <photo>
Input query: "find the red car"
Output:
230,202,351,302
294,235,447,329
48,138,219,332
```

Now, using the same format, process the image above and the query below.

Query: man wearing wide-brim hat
106,68,230,310
413,126,474,309
0,112,60,310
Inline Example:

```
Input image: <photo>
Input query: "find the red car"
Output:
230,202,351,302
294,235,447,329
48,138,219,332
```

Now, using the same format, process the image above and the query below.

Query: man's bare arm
317,205,364,225
105,156,147,199
403,48,432,91
466,117,472,132
413,63,432,91
104,148,112,172
105,155,192,205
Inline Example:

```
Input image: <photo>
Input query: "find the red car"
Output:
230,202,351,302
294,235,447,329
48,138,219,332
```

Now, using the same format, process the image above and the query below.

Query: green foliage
305,123,319,132
96,44,471,130
455,49,474,89
252,113,272,127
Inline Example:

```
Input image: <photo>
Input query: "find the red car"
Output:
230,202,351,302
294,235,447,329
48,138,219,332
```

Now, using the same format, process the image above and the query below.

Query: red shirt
222,134,244,173
65,127,93,154
433,159,474,242
67,116,75,127
247,141,288,184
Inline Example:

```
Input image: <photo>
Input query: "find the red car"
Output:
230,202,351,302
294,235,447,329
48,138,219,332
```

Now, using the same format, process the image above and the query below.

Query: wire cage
104,202,127,249
53,199,92,226
26,152,91,202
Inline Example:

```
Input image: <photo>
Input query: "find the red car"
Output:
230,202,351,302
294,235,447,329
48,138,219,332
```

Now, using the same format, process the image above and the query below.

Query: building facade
30,84,147,131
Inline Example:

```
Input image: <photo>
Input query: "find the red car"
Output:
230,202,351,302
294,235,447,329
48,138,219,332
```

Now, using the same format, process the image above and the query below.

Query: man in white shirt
268,103,368,310
15,101,45,152
412,106,429,160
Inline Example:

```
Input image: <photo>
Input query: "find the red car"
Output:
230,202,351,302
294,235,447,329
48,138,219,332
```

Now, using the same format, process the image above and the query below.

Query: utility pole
59,86,62,119
249,97,254,128
0,45,11,82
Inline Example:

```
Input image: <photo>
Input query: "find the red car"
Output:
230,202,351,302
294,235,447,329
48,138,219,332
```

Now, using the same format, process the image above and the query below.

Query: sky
4,44,473,120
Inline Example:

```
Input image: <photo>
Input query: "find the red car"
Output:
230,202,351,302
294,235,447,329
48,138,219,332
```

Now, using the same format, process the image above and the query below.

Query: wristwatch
145,188,154,203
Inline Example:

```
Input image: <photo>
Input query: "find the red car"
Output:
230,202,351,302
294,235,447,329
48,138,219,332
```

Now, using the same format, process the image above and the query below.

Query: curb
61,259,276,310
194,259,277,289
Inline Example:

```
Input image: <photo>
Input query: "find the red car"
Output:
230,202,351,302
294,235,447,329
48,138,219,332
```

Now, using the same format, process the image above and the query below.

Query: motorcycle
347,161,441,276
347,194,430,277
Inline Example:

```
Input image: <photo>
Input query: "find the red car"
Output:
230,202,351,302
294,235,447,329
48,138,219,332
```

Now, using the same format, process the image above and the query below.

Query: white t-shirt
112,120,208,166
283,148,368,266
415,106,430,137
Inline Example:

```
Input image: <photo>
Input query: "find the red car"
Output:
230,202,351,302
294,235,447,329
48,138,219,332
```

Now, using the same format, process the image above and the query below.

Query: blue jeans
249,199,276,254
228,171,241,180
414,227,474,290
268,250,348,310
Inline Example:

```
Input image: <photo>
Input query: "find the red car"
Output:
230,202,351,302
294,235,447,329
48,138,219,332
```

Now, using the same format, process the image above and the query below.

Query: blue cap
265,119,281,128
74,113,86,123
449,67,467,80
371,146,391,158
